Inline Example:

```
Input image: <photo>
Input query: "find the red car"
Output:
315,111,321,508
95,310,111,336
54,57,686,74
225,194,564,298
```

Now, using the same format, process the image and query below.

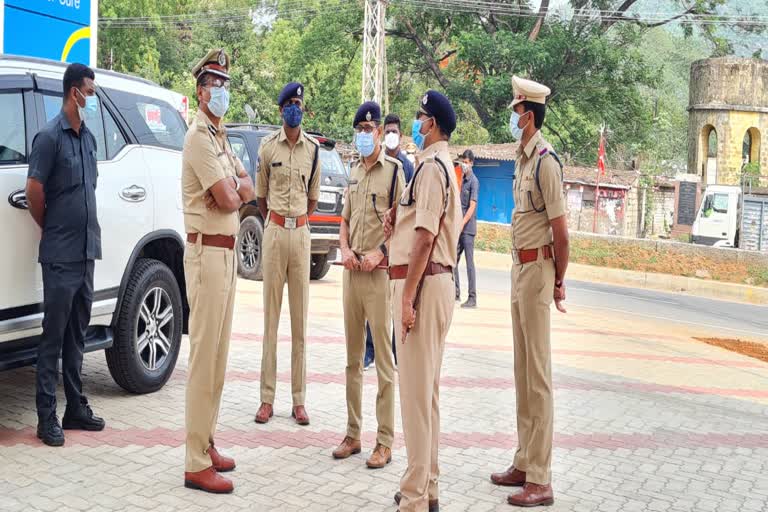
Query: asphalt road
470,267,768,340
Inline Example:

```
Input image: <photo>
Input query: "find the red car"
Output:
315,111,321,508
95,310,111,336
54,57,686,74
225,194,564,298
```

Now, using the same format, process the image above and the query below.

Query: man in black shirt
26,63,106,447
455,149,480,308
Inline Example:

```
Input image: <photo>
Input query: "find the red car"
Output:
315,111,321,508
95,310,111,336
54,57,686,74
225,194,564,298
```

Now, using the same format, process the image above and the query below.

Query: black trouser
36,261,94,421
454,233,477,300
364,322,397,365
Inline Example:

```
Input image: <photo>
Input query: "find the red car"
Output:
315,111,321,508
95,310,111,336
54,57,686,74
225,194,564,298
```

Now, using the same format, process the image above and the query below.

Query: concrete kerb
474,250,768,305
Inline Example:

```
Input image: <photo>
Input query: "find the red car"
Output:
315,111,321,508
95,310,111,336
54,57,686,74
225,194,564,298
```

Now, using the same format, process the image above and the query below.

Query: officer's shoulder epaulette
383,154,402,167
303,132,321,147
260,130,280,145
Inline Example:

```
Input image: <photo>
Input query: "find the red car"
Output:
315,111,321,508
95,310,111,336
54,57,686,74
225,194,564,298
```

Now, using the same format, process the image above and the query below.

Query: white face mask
384,132,400,151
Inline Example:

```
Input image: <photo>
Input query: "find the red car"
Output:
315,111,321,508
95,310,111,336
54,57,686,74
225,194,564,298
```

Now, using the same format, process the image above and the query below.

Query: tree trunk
528,0,550,42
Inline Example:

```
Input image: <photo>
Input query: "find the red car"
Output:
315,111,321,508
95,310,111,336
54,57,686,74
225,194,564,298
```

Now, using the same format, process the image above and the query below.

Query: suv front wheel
106,258,183,394
310,253,331,280
237,215,264,281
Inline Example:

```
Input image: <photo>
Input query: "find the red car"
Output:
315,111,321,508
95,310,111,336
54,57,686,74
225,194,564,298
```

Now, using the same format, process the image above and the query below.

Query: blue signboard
2,0,95,65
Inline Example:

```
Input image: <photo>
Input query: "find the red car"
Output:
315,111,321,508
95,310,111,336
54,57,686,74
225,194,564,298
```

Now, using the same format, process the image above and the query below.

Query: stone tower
687,57,768,186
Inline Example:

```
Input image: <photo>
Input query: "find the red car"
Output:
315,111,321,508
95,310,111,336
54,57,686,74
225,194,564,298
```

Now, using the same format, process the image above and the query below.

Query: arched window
743,127,761,164
701,125,718,184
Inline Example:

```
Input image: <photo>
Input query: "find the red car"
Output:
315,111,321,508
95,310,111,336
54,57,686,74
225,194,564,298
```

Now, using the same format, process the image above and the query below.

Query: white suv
0,55,187,393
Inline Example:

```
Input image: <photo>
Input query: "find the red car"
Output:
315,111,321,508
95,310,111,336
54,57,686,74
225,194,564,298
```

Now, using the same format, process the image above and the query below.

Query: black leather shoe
461,298,477,309
62,403,105,431
37,416,65,447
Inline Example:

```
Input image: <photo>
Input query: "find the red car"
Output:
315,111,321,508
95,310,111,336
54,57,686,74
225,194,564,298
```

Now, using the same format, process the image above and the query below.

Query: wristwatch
555,279,563,288
232,176,241,192
379,243,388,257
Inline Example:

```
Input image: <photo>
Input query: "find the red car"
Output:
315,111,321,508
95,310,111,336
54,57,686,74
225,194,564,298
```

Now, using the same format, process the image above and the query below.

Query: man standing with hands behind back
490,76,569,508
26,63,105,448
182,49,254,494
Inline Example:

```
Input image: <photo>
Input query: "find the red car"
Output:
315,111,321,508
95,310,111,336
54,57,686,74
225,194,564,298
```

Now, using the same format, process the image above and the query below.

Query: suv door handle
120,185,146,202
8,189,28,210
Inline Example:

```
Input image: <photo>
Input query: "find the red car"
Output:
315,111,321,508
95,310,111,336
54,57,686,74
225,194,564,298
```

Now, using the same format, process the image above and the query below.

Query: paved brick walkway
1,267,767,512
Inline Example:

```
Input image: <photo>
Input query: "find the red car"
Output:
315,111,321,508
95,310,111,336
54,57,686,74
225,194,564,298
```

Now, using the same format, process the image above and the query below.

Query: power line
97,0,768,28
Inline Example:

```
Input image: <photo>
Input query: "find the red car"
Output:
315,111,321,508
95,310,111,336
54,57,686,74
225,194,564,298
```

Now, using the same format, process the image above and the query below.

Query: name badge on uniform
271,162,283,167
348,179,359,185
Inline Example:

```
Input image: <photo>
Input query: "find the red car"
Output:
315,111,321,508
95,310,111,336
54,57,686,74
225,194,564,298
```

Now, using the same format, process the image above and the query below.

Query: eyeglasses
203,78,231,90
354,124,378,134
415,111,430,120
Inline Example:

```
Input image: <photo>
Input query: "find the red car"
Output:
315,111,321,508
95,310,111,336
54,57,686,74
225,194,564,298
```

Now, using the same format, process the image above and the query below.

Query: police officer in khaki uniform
386,90,462,512
490,76,569,507
332,101,404,468
182,49,254,494
255,82,321,426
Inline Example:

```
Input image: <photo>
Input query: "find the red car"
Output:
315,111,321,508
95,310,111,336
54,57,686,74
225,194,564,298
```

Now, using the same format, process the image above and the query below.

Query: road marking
573,303,768,339
575,287,678,305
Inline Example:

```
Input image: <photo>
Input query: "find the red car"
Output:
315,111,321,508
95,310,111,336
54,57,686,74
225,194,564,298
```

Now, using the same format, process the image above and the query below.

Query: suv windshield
320,148,346,177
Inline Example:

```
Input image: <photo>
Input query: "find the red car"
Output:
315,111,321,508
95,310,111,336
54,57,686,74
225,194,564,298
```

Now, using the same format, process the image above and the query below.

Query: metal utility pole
361,0,388,113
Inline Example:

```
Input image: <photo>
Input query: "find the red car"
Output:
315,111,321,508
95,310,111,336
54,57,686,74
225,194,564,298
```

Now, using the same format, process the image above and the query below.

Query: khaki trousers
260,221,310,406
510,255,555,485
342,268,395,448
184,238,237,472
392,272,454,512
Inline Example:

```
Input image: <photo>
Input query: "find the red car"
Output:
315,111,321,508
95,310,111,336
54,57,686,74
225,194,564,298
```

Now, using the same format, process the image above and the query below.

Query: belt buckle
284,217,297,229
512,250,520,265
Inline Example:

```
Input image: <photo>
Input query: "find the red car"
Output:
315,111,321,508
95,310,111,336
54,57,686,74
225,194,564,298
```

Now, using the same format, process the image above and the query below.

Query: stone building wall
687,58,768,185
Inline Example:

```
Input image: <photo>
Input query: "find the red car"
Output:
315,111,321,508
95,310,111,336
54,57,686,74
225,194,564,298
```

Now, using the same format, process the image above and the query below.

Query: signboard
1,0,98,66
677,181,699,226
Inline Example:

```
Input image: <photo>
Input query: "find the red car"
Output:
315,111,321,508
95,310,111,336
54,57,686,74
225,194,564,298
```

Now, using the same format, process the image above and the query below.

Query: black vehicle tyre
106,258,183,394
238,215,264,281
310,253,331,280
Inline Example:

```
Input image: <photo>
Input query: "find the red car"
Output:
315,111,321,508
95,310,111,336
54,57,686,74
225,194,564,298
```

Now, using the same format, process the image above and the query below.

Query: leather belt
270,211,308,229
512,245,553,265
187,233,236,250
388,262,453,280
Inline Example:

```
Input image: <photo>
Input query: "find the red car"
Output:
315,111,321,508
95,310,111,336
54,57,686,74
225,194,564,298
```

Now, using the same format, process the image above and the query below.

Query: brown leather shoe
366,443,392,469
254,403,273,424
507,483,554,507
491,465,526,487
184,467,234,494
394,491,439,512
209,446,236,472
291,405,310,426
332,436,361,459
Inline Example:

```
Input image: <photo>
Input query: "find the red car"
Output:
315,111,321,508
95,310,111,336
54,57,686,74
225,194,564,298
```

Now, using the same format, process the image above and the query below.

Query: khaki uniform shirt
512,131,566,250
342,149,404,255
256,127,321,217
182,110,240,236
389,141,462,267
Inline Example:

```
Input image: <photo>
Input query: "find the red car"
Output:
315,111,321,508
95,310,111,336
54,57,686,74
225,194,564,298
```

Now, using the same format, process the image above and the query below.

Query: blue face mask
283,104,303,128
76,89,99,121
412,118,431,150
509,111,529,141
207,86,230,118
355,131,376,158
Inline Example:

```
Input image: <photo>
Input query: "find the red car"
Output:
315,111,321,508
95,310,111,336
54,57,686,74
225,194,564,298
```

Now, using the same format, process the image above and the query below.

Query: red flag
597,133,606,176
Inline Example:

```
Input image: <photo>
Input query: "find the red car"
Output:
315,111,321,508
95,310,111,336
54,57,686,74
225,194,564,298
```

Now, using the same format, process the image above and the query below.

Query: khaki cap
509,75,550,108
192,48,230,80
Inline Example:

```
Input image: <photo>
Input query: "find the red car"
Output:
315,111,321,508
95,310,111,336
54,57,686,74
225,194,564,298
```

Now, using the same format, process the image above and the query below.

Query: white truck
691,184,768,252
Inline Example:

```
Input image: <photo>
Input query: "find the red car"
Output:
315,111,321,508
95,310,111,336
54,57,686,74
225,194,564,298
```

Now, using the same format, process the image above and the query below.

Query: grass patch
476,223,768,288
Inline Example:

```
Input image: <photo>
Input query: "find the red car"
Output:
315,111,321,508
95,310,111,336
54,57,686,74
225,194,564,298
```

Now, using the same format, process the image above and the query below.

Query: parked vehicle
225,123,346,281
0,55,188,393
692,184,768,252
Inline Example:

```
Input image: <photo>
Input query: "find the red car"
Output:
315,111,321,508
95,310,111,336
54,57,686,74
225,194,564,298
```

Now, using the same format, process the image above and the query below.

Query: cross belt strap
269,211,308,229
388,262,453,280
